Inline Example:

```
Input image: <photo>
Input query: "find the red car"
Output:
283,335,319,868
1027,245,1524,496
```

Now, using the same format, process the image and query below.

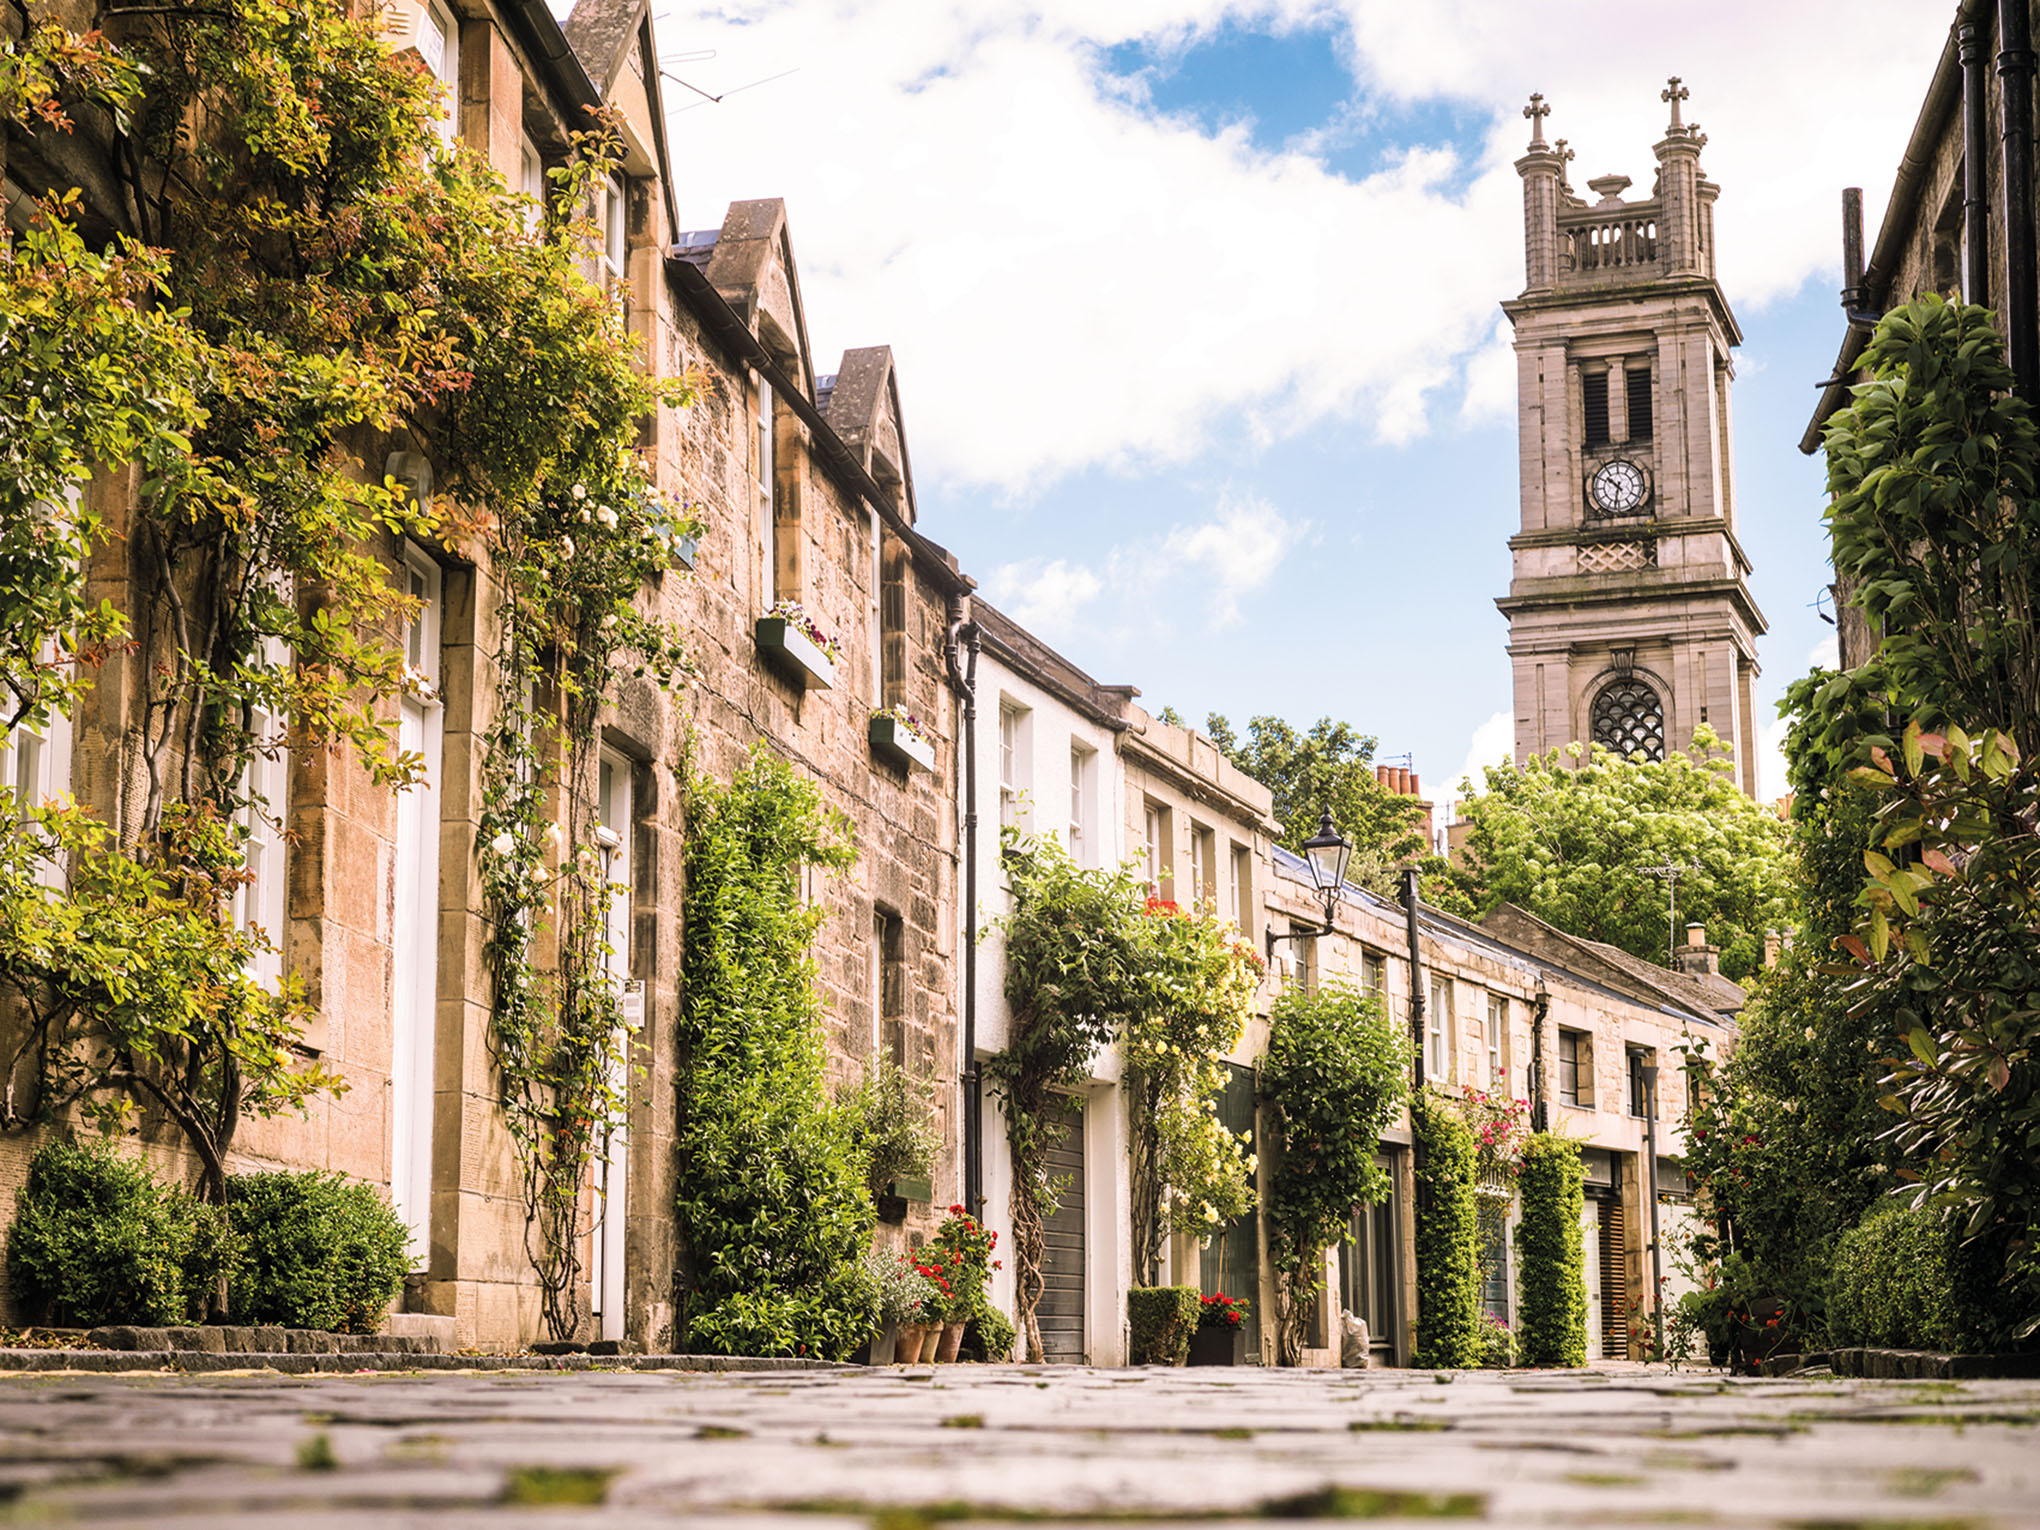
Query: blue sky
652,1,1951,803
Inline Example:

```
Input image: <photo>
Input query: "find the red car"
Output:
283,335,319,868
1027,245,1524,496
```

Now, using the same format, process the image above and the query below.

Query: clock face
1591,459,1647,515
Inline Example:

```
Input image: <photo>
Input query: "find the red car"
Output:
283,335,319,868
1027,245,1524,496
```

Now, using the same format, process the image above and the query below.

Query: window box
887,1174,932,1205
869,711,935,772
672,531,700,571
755,614,835,690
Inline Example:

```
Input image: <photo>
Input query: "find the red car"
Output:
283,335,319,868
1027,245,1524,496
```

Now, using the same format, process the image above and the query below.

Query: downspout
1530,978,1551,1134
2001,0,2038,398
1962,14,1994,306
945,597,982,1217
1401,868,1425,1093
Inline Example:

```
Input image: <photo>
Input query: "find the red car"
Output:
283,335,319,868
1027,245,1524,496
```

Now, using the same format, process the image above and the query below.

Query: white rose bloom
571,483,587,500
597,506,619,529
489,832,515,856
560,537,575,559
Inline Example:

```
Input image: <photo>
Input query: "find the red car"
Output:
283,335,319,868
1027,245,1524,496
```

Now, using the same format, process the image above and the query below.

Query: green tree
1449,730,1792,980
1205,714,1429,894
1258,980,1408,1365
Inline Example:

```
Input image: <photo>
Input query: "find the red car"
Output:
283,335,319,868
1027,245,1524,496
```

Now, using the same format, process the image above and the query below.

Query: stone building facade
1500,85,1766,795
1800,0,2040,670
0,0,969,1354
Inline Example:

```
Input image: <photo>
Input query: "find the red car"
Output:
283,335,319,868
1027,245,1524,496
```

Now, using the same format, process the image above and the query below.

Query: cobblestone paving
0,1362,2033,1527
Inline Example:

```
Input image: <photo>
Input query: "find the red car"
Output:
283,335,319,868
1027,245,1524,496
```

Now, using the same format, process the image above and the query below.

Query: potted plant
869,706,936,772
1189,1291,1251,1366
864,1248,937,1366
903,1256,954,1364
755,599,840,690
926,1206,1000,1363
841,1059,939,1226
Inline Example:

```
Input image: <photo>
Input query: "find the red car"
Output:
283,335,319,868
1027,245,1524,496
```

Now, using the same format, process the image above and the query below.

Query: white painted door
589,753,634,1341
390,553,442,1271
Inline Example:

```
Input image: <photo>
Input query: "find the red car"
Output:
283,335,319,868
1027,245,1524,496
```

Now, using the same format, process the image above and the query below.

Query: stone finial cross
1524,92,1551,148
1553,138,1575,188
1662,76,1690,131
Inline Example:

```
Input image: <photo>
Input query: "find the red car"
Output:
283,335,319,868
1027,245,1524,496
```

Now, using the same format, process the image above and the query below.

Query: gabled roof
973,601,1138,731
703,198,819,402
1481,902,1743,1024
821,345,918,523
550,2,682,281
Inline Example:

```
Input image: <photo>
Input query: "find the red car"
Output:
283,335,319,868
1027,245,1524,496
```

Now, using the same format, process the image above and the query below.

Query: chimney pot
1685,922,1706,947
1409,772,1422,799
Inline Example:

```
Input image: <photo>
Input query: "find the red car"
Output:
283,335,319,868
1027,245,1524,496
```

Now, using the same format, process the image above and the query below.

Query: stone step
380,1313,457,1353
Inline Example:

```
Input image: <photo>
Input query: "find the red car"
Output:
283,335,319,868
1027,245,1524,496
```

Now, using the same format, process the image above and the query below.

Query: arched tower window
1591,678,1665,761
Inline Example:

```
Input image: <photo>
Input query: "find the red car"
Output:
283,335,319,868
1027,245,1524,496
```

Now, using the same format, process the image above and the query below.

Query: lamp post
1266,812,1352,961
1641,1062,1664,1361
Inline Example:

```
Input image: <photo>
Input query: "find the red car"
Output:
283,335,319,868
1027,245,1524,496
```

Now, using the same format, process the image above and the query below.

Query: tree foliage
990,833,1259,1359
1205,714,1429,894
677,748,874,1361
1257,980,1407,1366
1447,729,1792,980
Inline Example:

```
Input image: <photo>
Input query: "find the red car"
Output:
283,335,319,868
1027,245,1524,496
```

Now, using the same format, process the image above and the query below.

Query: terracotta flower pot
935,1319,966,1363
868,1319,898,1366
894,1322,929,1364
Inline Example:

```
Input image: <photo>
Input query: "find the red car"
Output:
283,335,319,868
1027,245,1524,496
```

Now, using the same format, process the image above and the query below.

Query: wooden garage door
1039,1107,1086,1363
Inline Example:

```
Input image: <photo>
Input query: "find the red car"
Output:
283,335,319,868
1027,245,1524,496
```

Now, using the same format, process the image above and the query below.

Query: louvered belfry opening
1626,367,1653,440
1582,368,1611,447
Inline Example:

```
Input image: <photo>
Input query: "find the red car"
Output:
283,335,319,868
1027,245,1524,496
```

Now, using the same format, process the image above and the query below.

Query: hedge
1128,1284,1199,1365
1513,1134,1587,1366
1826,1204,2003,1353
1411,1091,1481,1368
7,1139,230,1327
225,1171,410,1333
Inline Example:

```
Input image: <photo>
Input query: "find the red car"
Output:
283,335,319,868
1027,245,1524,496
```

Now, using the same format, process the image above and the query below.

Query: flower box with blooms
869,707,935,772
1189,1293,1251,1366
755,600,839,690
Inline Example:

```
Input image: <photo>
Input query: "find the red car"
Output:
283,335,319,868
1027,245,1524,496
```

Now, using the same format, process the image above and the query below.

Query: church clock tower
1497,81,1765,796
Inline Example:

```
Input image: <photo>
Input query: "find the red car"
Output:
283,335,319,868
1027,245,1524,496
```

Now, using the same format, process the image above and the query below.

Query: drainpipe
1402,868,1425,1093
2000,0,2038,398
1530,977,1551,1134
944,597,982,1217
1641,1065,1664,1362
1962,15,1994,306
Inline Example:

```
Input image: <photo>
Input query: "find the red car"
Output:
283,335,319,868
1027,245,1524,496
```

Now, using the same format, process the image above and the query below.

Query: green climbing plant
1412,1088,1482,1368
1513,1133,1587,1367
1258,979,1408,1365
676,748,875,1360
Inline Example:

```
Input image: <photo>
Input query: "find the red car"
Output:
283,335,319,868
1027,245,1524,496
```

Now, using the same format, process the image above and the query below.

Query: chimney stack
1675,923,1721,980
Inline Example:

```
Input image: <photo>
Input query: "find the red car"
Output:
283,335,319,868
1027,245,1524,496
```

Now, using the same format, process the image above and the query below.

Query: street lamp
1267,811,1352,960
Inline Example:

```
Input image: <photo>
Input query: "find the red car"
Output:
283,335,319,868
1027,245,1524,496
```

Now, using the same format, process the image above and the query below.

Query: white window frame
599,174,627,284
390,545,443,1271
1427,975,1452,1083
1487,993,1508,1090
1187,824,1214,911
869,510,883,706
590,748,635,1341
520,135,546,231
419,0,459,145
1143,802,1162,894
998,703,1030,831
1067,744,1092,865
756,375,774,605
1361,951,1386,1000
232,633,292,990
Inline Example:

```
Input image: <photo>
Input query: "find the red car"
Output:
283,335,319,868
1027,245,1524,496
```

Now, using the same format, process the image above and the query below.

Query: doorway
1038,1105,1086,1363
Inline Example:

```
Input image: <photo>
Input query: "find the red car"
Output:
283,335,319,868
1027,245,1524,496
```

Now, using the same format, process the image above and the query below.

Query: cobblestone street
0,1363,2033,1527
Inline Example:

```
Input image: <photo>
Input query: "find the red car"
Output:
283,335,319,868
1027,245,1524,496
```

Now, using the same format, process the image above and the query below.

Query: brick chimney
1375,762,1435,851
1675,921,1720,979
1762,928,1783,968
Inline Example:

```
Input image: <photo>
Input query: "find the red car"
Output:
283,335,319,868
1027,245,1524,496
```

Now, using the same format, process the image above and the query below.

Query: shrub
1513,1134,1588,1367
678,751,876,1360
7,1139,232,1327
1128,1284,1199,1365
1826,1204,2004,1353
864,1248,938,1328
963,1301,1017,1362
1259,979,1408,1365
1412,1090,1482,1368
225,1171,410,1333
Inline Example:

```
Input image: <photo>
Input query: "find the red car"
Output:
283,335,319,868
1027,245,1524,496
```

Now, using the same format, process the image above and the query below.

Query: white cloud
1808,632,1839,672
985,557,1103,635
1452,708,1513,799
653,2,1946,494
1155,490,1303,626
1756,711,1793,807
